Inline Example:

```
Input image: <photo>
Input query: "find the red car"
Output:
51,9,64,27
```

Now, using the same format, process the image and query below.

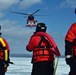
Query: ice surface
5,57,70,75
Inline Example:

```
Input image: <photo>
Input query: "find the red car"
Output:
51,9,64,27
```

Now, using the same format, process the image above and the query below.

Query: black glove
4,61,9,68
65,57,73,65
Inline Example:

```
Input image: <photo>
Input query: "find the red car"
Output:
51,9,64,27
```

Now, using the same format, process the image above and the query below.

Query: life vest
32,36,54,63
30,32,60,63
34,32,60,57
0,37,9,61
0,42,5,60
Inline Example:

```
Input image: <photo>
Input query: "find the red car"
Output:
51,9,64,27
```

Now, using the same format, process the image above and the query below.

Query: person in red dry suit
0,28,10,75
65,22,76,75
26,23,60,75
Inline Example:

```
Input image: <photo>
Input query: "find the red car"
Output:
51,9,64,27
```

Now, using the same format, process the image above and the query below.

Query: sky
0,0,76,55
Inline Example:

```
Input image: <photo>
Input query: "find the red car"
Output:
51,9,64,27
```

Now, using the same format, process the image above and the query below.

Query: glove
65,57,73,65
4,61,9,68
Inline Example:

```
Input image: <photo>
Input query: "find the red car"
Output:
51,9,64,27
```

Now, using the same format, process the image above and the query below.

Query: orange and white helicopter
11,9,40,27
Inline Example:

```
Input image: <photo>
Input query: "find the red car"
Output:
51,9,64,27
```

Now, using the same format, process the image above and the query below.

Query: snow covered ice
6,57,70,75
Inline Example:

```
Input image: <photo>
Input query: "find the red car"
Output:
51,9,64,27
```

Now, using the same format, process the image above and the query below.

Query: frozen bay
6,57,70,75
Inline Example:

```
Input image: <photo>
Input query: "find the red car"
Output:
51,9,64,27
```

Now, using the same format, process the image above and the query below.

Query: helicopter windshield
28,16,34,20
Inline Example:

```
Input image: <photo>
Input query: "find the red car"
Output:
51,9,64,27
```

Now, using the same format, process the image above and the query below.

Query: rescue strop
34,32,60,57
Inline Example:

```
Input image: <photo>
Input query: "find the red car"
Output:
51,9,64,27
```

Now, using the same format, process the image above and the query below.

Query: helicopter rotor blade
34,15,51,16
11,11,29,15
32,9,40,15
11,10,51,18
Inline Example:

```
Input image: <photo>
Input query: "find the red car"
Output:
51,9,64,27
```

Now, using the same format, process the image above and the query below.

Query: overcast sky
0,0,76,55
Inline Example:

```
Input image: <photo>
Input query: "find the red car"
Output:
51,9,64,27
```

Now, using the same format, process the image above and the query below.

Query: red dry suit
65,23,76,55
26,32,60,63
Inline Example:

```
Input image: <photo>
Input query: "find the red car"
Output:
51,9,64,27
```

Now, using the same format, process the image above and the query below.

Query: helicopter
11,9,40,27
